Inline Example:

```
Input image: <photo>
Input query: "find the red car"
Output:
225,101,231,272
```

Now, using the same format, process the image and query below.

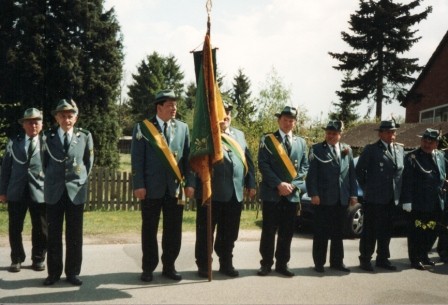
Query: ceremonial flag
190,32,225,204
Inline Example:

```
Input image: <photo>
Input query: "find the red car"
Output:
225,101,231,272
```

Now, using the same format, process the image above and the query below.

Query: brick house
402,30,448,123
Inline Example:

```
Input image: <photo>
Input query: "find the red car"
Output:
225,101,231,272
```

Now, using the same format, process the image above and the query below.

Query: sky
104,0,448,123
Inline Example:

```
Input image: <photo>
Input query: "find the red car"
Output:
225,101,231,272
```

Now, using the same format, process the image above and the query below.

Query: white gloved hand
402,203,412,212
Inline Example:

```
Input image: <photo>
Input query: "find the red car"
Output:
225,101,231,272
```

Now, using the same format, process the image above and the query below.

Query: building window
420,104,448,123
421,110,434,123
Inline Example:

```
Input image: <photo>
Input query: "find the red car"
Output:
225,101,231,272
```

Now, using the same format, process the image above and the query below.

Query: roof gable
403,30,448,106
341,122,448,149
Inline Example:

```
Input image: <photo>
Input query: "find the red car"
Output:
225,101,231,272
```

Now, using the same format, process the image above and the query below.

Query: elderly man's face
55,111,78,132
22,119,43,137
378,130,396,144
421,137,438,153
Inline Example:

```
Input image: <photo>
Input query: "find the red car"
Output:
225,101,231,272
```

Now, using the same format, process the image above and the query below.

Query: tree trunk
375,46,384,120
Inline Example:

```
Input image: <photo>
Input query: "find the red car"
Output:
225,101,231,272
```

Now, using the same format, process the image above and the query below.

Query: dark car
297,157,406,238
297,180,364,238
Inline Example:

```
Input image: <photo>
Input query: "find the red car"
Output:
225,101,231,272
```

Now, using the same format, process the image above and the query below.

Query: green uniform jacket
258,130,309,203
0,134,45,203
42,127,94,205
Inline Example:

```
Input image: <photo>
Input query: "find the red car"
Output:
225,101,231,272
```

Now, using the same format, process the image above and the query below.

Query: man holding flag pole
189,0,229,281
194,102,256,278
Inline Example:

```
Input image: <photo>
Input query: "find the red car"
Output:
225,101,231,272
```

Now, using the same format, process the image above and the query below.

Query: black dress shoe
330,264,350,272
257,265,272,276
140,272,153,282
440,257,448,264
8,263,21,273
360,262,374,272
422,258,435,266
219,266,239,277
275,266,294,277
43,275,60,286
376,260,397,271
314,265,325,273
411,262,426,270
162,269,182,281
66,275,83,286
198,268,208,278
32,261,45,271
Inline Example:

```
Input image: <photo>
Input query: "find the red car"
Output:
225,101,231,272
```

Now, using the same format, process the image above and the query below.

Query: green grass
0,206,262,237
1,154,263,239
118,153,131,172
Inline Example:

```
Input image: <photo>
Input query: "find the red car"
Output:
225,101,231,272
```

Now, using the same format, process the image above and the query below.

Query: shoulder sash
264,134,297,181
221,133,248,175
140,119,183,182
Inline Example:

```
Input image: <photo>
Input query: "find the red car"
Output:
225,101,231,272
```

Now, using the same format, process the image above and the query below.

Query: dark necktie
331,145,338,159
387,144,394,158
284,135,291,155
64,132,70,152
28,137,36,161
163,122,170,143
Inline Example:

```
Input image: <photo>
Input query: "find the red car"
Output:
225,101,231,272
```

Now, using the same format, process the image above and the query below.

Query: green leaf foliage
0,0,124,168
234,69,311,184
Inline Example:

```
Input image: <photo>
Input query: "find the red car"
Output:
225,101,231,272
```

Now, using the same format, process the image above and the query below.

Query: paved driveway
1,231,447,304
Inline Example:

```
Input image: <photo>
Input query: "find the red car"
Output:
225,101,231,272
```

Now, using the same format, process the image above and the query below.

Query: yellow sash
142,119,183,182
221,133,248,175
267,134,297,179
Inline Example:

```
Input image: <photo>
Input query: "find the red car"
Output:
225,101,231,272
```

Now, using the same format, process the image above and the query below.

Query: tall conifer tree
329,73,360,127
127,52,184,121
232,68,256,125
329,0,431,120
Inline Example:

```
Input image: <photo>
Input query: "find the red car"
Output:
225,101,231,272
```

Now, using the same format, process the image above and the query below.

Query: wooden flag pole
205,0,214,282
206,196,213,281
205,0,213,282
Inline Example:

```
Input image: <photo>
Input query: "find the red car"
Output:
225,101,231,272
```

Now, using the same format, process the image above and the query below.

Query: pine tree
232,68,256,125
329,73,360,127
329,0,431,120
127,52,184,122
329,99,360,127
184,81,197,110
1,0,124,168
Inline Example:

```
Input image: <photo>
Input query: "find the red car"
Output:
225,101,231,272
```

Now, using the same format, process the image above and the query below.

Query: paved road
1,231,447,304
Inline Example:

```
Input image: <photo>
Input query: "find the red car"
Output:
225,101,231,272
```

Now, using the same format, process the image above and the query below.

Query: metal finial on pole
206,0,212,34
